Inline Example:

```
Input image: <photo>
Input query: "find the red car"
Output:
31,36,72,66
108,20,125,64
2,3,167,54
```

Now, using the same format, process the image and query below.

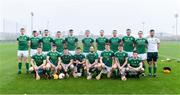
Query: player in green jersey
135,31,148,73
122,29,135,57
60,48,75,78
73,47,86,77
46,44,61,76
64,29,78,55
86,46,99,80
40,30,54,55
109,30,121,52
30,30,41,57
113,45,128,81
82,30,94,56
54,31,65,53
96,30,109,56
96,43,114,80
17,28,30,74
29,46,47,80
126,51,144,77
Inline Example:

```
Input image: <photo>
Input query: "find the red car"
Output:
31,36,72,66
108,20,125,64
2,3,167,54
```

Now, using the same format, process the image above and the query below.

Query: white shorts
102,64,112,74
69,51,75,55
17,50,29,58
97,50,103,56
42,51,49,55
30,49,37,57
127,52,133,57
138,53,147,60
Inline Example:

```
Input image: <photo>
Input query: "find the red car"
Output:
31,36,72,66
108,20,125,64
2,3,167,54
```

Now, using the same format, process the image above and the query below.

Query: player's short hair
44,29,48,32
126,29,131,32
37,46,42,49
118,44,124,47
76,47,81,50
33,30,37,33
113,30,117,33
138,31,143,33
69,29,73,32
100,30,104,32
57,31,61,33
150,29,155,32
20,28,25,31
85,30,90,33
52,44,57,47
133,50,137,53
105,43,110,46
64,47,68,50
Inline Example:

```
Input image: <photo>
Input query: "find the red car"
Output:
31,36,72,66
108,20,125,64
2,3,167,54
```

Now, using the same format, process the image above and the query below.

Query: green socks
153,66,157,75
18,62,22,71
148,66,152,75
25,63,29,72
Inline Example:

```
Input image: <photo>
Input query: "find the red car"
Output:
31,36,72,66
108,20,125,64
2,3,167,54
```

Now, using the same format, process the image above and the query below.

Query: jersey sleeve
95,53,99,59
91,38,94,43
82,39,84,43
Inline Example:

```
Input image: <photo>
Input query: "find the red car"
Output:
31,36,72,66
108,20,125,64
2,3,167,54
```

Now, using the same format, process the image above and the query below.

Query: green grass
0,41,180,94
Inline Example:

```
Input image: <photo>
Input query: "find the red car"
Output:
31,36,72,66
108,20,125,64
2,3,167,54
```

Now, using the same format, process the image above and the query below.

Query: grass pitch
0,41,180,94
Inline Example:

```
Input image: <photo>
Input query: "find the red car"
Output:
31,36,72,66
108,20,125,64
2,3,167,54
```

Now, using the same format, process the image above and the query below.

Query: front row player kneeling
29,46,48,80
126,51,144,77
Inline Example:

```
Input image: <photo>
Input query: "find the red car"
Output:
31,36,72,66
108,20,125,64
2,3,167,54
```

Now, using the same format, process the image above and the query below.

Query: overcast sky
0,0,180,36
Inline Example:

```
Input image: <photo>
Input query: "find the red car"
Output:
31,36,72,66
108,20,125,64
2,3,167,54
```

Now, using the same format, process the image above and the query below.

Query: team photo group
17,28,160,81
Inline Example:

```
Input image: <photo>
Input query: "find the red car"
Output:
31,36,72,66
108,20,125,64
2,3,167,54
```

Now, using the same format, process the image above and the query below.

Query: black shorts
147,52,158,62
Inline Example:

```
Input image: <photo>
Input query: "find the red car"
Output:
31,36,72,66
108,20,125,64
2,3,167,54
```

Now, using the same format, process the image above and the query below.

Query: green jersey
47,51,61,66
17,35,30,50
54,38,65,52
65,36,78,51
135,38,148,54
122,36,135,52
61,53,73,64
96,37,109,51
86,52,98,64
101,50,114,67
74,53,85,62
40,36,54,51
32,54,46,66
109,37,121,52
82,37,94,53
30,36,41,49
128,57,142,68
114,51,128,66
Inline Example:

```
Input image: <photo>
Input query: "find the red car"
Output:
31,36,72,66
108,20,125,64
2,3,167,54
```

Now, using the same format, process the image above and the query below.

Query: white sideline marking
159,54,180,60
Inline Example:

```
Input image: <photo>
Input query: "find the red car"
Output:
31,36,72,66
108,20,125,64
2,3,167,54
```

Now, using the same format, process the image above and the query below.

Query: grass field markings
159,54,180,61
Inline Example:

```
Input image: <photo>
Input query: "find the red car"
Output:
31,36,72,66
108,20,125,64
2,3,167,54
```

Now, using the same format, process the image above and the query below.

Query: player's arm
46,56,55,67
121,57,128,68
57,57,61,67
30,59,37,69
157,43,160,50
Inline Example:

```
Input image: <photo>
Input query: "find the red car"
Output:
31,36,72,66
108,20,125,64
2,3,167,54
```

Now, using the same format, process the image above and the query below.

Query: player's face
113,32,117,37
100,31,104,36
150,31,154,37
118,46,123,51
85,31,90,37
56,33,61,38
138,32,143,38
133,53,138,58
105,45,110,50
69,31,73,36
52,46,57,51
20,30,25,35
44,32,48,36
76,49,81,54
64,49,69,54
37,48,42,54
33,32,38,37
126,31,131,36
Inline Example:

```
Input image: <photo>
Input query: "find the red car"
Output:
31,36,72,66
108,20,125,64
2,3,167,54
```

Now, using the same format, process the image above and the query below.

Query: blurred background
0,0,179,41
